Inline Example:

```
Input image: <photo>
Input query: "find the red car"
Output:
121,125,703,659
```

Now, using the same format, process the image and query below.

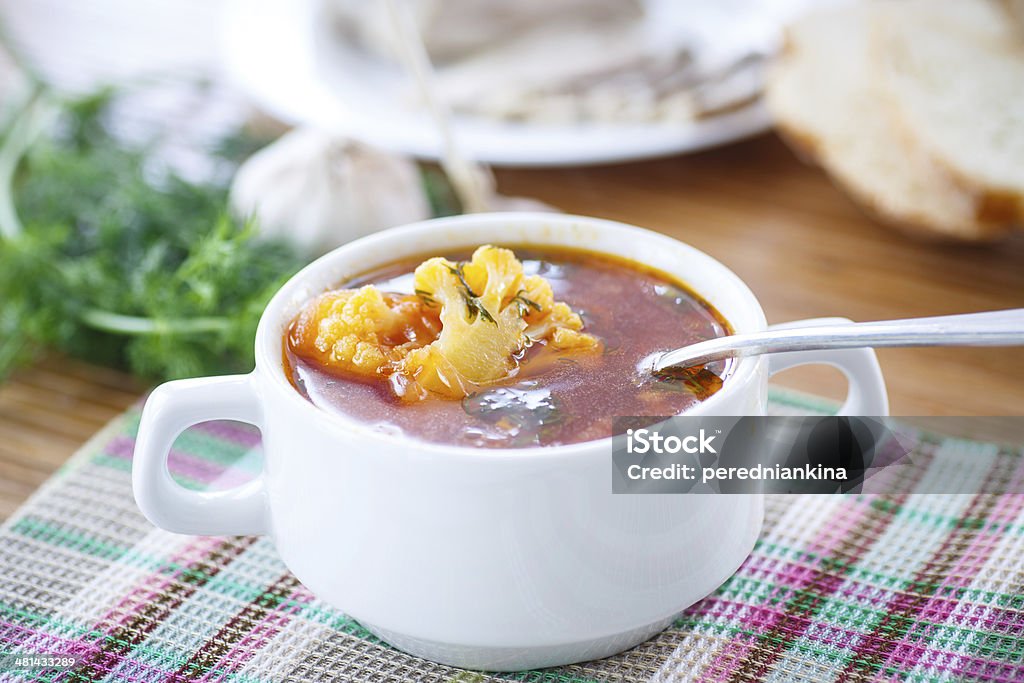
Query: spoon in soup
653,308,1024,374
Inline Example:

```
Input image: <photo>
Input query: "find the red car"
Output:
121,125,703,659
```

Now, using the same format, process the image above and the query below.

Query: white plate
222,0,774,167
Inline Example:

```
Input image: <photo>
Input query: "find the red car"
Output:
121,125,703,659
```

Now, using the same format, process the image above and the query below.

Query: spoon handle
655,308,1024,371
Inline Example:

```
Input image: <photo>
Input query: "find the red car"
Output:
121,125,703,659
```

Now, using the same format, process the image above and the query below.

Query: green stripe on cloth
767,386,842,414
0,389,1021,682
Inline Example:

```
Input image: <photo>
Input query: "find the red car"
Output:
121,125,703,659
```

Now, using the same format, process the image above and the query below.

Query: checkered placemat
0,390,1022,682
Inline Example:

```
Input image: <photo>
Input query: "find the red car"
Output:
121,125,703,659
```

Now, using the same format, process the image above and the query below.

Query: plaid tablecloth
0,391,1022,682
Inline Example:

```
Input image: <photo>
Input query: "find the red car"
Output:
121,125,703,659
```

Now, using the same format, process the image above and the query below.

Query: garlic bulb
230,128,431,255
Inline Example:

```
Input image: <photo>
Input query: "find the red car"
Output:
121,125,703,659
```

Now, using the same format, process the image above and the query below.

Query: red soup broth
283,247,732,448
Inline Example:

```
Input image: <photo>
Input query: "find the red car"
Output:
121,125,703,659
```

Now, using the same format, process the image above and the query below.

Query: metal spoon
653,309,1024,373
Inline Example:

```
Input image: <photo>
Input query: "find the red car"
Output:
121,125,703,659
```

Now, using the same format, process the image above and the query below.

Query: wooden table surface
1,132,1022,521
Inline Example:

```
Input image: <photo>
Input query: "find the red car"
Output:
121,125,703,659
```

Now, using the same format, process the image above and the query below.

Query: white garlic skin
230,128,431,256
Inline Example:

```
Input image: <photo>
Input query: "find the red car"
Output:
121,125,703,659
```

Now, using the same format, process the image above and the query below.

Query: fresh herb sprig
511,289,542,316
414,288,437,307
445,263,497,325
0,88,306,381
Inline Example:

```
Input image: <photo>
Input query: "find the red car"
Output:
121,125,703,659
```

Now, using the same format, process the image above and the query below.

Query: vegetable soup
284,246,731,447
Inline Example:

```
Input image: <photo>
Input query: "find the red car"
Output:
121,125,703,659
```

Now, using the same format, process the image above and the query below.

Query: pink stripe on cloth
684,593,1024,683
0,621,103,660
199,586,315,681
956,601,1024,681
0,622,192,682
696,496,876,681
191,420,261,449
97,536,224,634
0,536,217,666
129,394,260,449
104,435,253,487
68,536,256,681
881,490,1024,678
687,596,1003,659
835,481,1012,681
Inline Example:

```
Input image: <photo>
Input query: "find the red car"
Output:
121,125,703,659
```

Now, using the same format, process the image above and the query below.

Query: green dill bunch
0,88,305,381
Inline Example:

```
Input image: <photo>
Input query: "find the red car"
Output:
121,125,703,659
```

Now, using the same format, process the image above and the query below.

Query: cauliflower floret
287,285,437,378
401,247,530,398
521,276,599,351
288,245,600,401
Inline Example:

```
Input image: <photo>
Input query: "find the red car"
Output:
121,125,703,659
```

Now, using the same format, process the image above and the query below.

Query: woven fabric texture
0,392,1022,682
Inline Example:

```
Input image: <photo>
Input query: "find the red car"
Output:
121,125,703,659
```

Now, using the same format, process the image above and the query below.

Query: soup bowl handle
133,373,268,536
765,318,890,416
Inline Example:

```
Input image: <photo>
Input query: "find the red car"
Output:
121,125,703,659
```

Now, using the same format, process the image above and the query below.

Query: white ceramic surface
133,213,889,670
220,0,773,167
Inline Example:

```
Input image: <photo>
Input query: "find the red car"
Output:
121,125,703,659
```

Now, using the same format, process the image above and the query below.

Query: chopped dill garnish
446,263,497,325
414,288,437,306
511,290,542,315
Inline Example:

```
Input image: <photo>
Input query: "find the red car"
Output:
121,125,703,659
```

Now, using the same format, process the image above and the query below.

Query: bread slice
873,0,1024,224
1000,0,1024,34
766,3,1015,239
